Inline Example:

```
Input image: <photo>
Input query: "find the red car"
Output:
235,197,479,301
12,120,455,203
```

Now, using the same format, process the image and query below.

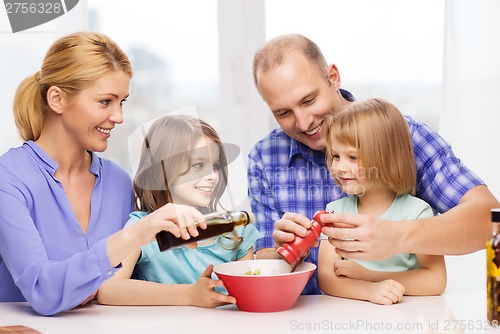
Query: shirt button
107,270,113,276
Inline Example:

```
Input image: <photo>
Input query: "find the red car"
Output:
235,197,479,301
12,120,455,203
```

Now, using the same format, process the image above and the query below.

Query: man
248,34,499,295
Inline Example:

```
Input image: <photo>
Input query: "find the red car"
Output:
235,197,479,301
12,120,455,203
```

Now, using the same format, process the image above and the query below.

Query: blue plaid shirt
248,92,484,295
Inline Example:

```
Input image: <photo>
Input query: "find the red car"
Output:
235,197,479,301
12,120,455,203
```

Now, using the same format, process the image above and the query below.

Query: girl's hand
190,265,236,308
366,280,405,305
334,259,372,281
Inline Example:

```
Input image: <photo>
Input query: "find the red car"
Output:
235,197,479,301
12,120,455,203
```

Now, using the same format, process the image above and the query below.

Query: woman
0,32,203,316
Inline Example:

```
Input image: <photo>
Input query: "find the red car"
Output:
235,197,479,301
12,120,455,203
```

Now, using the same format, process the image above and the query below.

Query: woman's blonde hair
134,114,228,213
13,31,133,141
325,98,416,195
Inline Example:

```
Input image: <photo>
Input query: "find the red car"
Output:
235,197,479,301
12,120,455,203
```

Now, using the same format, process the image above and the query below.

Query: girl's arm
318,240,404,305
97,248,235,307
334,253,447,296
237,246,256,261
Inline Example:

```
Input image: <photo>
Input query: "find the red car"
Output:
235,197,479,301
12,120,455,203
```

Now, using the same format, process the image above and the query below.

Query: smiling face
256,52,346,152
59,70,130,152
328,137,375,196
169,136,221,207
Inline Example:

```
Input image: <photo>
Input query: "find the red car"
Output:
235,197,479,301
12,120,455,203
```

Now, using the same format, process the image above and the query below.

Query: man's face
256,52,345,152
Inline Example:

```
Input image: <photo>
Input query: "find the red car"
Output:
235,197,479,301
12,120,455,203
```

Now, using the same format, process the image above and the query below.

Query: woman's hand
131,203,207,248
107,203,207,268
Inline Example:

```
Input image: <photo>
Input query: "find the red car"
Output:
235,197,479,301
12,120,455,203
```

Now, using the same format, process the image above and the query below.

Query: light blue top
326,194,434,272
126,211,261,285
0,141,134,315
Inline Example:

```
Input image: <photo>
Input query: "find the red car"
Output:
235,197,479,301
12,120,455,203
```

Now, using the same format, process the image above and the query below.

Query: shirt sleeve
235,223,262,259
0,179,120,316
408,116,484,213
247,146,280,252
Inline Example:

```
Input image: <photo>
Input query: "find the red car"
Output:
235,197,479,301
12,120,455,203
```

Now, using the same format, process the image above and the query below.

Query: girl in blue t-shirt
98,114,260,308
318,98,447,305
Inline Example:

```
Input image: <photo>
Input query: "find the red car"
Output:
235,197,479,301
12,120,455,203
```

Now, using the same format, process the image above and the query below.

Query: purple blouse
0,141,134,315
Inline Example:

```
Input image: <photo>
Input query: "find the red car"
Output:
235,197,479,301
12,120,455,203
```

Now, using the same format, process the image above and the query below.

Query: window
88,0,220,171
265,0,445,129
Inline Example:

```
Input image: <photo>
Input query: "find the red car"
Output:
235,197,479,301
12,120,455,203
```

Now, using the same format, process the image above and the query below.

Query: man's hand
272,212,312,249
321,212,403,261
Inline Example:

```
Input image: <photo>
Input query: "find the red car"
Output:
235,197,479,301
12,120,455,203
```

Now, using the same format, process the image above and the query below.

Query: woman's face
59,71,130,152
169,136,221,207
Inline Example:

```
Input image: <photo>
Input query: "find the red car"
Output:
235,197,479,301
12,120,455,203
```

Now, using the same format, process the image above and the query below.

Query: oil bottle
487,208,500,323
156,210,254,251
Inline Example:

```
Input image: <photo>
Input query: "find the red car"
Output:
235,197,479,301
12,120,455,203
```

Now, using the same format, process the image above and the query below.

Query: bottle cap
245,211,255,224
492,208,500,223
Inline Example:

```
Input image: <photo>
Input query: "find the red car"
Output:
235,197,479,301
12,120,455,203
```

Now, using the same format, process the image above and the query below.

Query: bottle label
487,242,500,277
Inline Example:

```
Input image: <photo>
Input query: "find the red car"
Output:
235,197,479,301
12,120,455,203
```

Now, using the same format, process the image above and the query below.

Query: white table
0,289,499,334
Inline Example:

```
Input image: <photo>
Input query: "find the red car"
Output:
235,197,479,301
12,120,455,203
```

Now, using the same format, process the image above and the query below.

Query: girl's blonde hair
13,31,133,141
325,98,416,195
134,114,228,213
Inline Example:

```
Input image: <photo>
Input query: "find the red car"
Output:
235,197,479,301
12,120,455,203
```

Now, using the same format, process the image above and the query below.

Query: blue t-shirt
126,211,261,285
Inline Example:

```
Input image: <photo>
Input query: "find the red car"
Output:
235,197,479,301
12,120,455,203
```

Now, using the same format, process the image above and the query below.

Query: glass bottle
277,210,332,271
487,208,500,323
156,210,254,251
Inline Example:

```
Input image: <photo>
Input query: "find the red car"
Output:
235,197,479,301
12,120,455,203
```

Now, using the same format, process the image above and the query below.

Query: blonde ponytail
13,72,46,141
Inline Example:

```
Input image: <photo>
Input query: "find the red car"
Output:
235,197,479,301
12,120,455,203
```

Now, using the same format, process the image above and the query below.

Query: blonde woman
318,98,447,304
0,32,203,315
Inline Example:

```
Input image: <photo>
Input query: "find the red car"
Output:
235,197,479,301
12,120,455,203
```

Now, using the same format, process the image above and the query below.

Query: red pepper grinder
277,210,332,271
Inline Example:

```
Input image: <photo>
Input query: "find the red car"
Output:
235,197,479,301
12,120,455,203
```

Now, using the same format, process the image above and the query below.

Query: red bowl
213,259,316,312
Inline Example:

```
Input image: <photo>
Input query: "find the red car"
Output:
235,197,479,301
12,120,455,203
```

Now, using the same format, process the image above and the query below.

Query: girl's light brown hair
13,31,133,141
134,114,228,214
324,98,416,195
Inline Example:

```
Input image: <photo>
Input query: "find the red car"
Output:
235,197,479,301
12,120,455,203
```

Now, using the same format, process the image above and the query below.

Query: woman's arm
105,203,206,267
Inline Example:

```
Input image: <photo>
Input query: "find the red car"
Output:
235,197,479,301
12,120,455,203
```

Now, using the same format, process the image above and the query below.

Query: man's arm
401,184,498,255
324,185,499,260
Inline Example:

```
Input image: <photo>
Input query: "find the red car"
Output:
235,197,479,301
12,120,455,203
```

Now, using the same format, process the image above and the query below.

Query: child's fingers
200,264,214,278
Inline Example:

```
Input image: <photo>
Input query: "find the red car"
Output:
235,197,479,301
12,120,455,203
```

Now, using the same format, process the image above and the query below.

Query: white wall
0,1,88,155
440,0,500,292
440,0,500,199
